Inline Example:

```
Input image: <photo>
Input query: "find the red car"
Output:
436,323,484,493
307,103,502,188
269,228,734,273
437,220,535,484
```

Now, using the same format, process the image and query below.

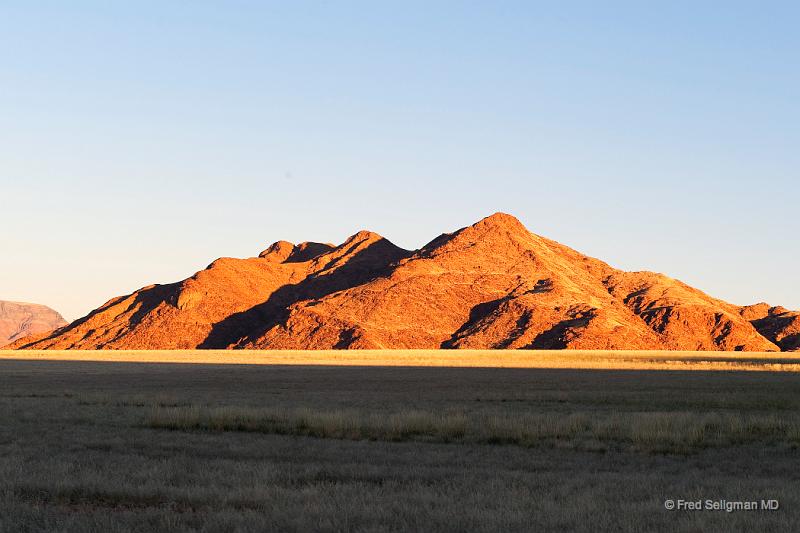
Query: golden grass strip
2,349,800,371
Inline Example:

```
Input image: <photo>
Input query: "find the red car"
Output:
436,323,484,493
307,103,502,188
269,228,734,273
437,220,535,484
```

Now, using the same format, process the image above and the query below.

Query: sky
1,1,798,321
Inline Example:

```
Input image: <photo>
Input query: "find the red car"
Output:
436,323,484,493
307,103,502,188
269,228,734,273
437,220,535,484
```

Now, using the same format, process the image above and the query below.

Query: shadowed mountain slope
741,304,800,352
0,301,66,347
12,213,793,351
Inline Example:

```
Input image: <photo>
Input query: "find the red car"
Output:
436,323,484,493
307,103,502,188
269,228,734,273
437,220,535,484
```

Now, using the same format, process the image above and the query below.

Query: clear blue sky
1,1,798,320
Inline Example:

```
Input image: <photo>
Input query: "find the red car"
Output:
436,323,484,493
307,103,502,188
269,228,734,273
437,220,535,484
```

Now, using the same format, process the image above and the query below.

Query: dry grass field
5,349,800,370
1,350,799,532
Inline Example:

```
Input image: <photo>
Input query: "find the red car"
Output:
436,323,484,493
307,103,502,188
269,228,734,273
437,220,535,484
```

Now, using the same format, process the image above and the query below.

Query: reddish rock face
740,304,800,352
10,213,795,351
0,301,67,347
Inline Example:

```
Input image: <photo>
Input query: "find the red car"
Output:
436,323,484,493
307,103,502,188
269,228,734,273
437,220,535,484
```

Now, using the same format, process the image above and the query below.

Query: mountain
11,213,797,351
0,301,67,347
740,304,800,352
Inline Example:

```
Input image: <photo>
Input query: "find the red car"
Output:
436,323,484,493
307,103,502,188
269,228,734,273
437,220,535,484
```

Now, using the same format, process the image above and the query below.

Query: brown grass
145,405,800,454
1,355,799,532
3,348,800,371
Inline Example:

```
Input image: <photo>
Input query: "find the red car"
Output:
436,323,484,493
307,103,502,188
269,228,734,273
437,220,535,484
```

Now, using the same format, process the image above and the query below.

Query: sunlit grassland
3,349,800,371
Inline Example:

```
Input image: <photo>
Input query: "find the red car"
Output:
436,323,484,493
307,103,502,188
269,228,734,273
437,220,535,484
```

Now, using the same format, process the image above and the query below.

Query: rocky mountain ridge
0,301,67,347
12,213,798,351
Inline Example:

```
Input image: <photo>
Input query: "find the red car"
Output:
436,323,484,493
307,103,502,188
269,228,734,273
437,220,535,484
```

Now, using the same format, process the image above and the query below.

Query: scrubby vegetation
147,405,800,455
1,354,799,532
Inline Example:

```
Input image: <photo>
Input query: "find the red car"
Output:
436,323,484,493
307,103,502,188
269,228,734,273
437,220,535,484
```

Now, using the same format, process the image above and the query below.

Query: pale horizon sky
1,1,798,321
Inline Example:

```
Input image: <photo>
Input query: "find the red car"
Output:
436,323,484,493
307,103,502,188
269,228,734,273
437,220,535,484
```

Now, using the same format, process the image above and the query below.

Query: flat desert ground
1,350,799,532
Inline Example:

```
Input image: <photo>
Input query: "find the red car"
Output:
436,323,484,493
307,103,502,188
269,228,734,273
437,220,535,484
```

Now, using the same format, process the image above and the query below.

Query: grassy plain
1,350,799,532
4,348,800,370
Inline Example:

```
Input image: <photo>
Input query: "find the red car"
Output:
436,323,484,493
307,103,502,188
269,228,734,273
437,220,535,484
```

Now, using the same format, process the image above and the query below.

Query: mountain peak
461,212,532,242
287,242,335,263
259,240,335,264
259,240,294,262
343,230,384,246
418,212,533,258
477,212,527,231
740,302,772,321
313,230,407,273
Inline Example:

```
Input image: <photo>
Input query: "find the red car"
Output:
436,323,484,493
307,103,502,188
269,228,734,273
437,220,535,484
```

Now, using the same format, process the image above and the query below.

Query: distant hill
10,213,799,351
0,301,67,347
